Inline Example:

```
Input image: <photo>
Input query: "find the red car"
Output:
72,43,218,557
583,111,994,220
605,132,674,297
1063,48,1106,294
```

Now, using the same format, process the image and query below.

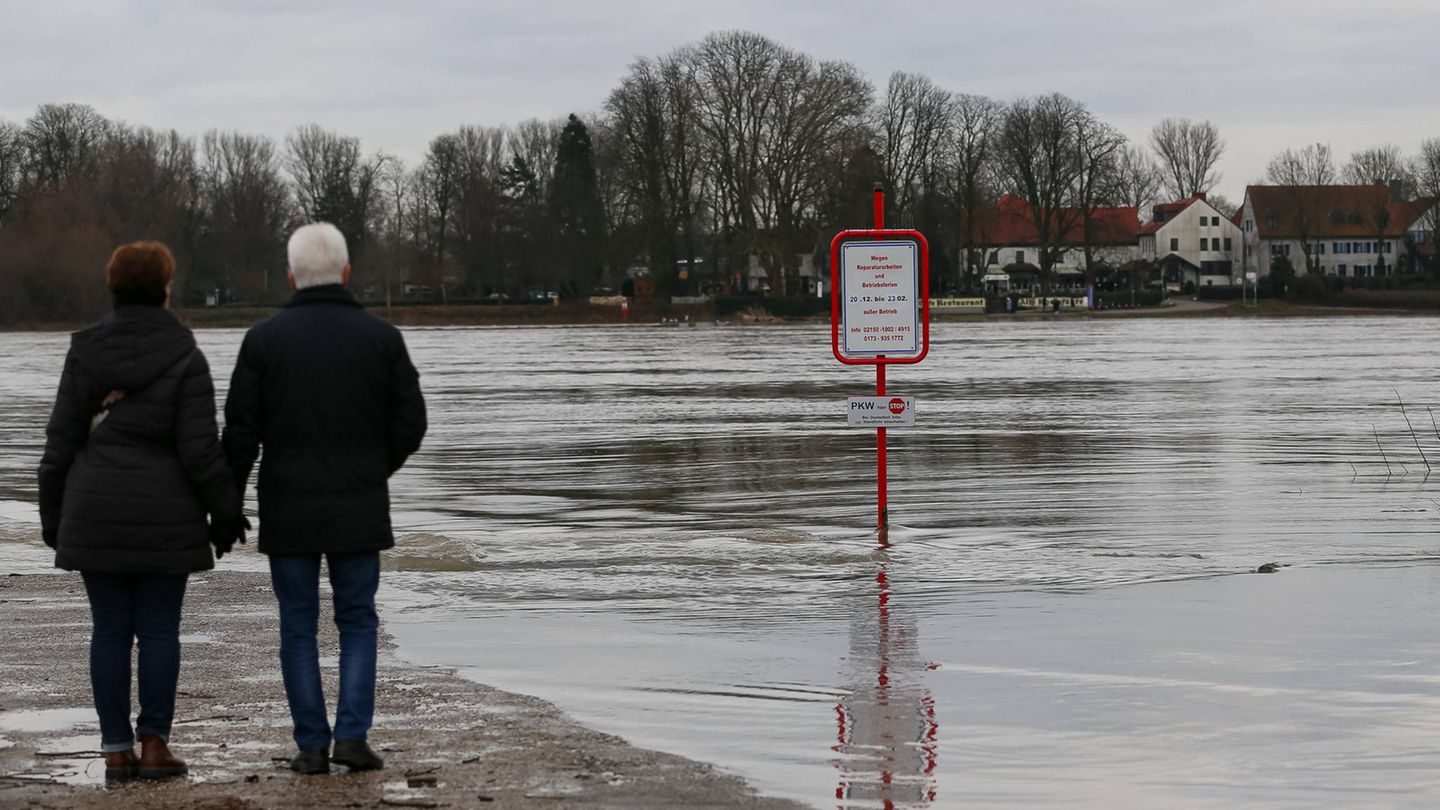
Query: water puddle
0,707,94,733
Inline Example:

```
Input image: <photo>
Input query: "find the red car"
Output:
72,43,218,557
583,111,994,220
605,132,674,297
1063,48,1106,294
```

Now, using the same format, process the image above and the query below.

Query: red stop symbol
888,397,906,415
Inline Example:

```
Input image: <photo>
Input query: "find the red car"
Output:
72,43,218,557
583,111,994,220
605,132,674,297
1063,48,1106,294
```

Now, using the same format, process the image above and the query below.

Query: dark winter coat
38,307,242,575
222,285,426,556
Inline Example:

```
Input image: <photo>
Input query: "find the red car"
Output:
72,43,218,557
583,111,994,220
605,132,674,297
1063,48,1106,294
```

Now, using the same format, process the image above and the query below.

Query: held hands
210,515,253,559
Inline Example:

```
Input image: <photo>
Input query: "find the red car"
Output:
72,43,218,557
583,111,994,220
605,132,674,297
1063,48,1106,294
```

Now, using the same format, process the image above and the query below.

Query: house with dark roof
972,194,1140,291
1239,185,1437,279
1138,194,1243,291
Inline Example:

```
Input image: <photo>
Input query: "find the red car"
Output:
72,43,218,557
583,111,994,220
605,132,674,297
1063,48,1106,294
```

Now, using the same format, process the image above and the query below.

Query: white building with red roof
1239,185,1437,279
973,194,1140,291
1138,194,1242,291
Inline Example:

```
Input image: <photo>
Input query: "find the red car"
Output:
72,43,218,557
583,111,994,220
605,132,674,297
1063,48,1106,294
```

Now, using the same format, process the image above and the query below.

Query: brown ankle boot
137,733,187,779
103,749,138,780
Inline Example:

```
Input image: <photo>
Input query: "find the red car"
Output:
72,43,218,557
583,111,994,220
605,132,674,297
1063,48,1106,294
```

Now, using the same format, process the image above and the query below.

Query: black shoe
331,739,384,771
289,749,330,774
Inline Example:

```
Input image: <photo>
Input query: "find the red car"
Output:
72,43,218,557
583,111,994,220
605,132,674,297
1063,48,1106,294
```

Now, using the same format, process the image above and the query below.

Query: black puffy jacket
222,285,426,555
38,307,241,575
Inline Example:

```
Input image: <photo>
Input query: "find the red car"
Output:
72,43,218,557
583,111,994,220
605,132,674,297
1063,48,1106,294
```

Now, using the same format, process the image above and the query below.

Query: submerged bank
0,550,802,810
4,296,1437,332
5,315,1440,806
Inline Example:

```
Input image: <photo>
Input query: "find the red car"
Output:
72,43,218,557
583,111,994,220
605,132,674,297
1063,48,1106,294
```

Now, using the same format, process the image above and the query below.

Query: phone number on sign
850,325,912,343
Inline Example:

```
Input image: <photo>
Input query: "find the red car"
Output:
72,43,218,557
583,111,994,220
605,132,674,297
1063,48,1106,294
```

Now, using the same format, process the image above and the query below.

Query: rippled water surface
4,316,1440,807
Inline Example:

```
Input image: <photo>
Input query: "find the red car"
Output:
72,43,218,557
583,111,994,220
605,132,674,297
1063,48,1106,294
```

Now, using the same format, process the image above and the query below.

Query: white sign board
839,241,919,358
847,396,915,427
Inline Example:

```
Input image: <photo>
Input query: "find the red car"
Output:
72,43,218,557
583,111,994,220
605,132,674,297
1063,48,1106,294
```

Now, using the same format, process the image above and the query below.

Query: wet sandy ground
0,570,803,809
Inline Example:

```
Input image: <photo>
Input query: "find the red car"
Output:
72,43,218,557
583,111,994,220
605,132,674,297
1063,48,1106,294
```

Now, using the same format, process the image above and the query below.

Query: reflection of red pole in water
832,534,939,808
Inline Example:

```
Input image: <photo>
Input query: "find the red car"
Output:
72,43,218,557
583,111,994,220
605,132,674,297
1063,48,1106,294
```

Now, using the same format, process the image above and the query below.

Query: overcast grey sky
4,0,1439,203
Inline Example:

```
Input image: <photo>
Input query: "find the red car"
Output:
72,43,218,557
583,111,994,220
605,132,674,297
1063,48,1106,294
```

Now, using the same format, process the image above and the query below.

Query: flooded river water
3,316,1440,807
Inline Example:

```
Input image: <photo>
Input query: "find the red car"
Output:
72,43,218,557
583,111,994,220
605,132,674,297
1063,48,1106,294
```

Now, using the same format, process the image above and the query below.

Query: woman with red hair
38,242,246,780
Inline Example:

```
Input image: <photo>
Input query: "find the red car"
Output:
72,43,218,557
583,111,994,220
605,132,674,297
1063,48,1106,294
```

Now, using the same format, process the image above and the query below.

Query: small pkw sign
847,396,915,427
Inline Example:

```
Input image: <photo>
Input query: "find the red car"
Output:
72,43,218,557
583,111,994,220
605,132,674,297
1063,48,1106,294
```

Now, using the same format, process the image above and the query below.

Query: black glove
210,516,252,559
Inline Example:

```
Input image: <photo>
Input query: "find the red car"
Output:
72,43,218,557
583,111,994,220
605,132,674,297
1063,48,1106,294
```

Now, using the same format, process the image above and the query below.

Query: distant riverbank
3,297,1437,332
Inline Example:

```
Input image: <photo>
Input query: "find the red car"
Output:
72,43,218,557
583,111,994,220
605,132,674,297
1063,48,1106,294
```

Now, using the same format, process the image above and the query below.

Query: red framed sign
830,229,930,366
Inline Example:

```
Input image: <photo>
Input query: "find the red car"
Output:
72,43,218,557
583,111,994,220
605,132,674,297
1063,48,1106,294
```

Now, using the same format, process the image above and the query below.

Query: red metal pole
873,184,888,533
877,365,887,531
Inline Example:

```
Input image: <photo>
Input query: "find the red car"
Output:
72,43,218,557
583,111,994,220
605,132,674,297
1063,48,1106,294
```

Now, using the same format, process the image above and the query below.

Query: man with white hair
222,222,426,775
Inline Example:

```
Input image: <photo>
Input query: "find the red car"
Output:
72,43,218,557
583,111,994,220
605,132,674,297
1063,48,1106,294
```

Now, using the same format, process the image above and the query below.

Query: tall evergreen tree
498,153,544,295
549,114,607,296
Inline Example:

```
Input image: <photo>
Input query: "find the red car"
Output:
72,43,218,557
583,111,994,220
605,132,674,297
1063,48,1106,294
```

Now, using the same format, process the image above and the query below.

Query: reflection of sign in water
833,538,938,808
840,241,920,358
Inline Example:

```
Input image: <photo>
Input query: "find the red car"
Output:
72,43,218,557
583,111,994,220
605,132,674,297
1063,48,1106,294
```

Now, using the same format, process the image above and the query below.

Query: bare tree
1149,118,1224,199
996,93,1088,293
607,57,671,290
586,114,644,283
456,125,508,182
607,51,706,297
1108,145,1166,296
102,127,204,289
1260,144,1341,274
1342,144,1414,196
22,103,111,189
453,125,511,291
941,93,1003,291
199,130,291,299
1109,144,1163,219
875,71,951,222
409,126,505,293
1414,138,1440,198
1415,137,1440,272
415,133,460,273
690,31,870,294
1206,192,1238,218
509,118,562,198
691,30,784,278
0,120,27,222
1073,117,1127,281
284,124,384,269
367,154,413,306
657,55,706,293
1266,143,1337,185
757,49,871,294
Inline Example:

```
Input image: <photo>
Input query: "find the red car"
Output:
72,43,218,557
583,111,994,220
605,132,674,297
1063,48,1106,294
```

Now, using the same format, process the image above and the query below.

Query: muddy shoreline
0,564,804,809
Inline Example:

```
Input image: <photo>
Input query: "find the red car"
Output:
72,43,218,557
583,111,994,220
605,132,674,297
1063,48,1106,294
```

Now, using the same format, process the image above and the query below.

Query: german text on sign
847,396,916,427
839,241,919,358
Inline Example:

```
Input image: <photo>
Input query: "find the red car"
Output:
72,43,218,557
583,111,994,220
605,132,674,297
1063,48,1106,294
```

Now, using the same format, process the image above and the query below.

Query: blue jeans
268,552,380,751
80,572,188,753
